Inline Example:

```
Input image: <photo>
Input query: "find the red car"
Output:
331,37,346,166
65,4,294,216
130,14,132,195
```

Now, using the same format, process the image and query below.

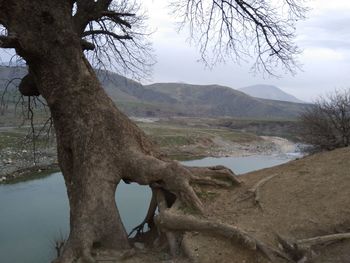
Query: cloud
297,5,350,53
303,48,345,61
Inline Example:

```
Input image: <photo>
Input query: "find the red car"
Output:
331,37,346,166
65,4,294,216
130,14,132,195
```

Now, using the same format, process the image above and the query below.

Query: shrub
299,89,350,151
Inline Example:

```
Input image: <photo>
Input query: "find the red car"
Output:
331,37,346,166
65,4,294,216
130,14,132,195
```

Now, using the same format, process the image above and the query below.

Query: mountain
239,84,304,103
144,83,310,119
0,66,310,120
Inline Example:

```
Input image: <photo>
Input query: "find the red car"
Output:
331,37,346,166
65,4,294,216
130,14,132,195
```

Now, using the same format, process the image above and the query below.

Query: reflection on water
0,154,298,263
0,174,69,263
0,174,151,263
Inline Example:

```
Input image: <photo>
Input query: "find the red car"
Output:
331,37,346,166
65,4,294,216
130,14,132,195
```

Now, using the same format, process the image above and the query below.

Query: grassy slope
0,66,311,120
145,83,311,119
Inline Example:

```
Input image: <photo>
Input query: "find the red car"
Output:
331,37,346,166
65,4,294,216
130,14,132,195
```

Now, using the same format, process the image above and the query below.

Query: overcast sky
1,1,349,102
141,0,350,102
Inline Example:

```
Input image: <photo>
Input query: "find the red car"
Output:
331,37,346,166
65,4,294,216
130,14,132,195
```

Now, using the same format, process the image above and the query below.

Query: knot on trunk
19,74,40,96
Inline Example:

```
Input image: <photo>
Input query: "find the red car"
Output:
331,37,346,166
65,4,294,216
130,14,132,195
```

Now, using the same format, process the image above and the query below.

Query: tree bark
1,1,240,262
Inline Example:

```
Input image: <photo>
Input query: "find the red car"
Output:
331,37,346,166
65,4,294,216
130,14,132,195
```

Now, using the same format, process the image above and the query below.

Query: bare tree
300,89,350,151
173,0,307,74
0,0,306,262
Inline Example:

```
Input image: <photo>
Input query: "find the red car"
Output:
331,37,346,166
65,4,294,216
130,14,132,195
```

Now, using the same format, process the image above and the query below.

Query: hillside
0,66,311,120
182,146,350,263
145,83,310,119
239,84,304,103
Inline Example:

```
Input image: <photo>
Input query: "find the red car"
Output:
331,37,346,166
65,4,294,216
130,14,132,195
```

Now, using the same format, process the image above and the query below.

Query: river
0,153,301,263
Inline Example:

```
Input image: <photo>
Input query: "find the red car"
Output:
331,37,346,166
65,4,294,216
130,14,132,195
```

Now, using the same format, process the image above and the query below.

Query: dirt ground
184,146,350,263
97,147,350,263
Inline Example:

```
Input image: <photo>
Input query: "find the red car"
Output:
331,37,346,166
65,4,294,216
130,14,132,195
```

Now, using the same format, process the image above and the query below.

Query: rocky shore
0,146,58,183
0,133,302,184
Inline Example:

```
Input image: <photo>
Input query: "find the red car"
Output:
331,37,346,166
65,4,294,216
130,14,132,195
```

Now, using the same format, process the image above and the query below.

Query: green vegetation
0,117,299,182
0,127,54,151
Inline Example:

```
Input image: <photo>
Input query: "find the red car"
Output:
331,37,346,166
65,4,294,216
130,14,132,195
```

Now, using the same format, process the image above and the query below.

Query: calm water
0,153,299,263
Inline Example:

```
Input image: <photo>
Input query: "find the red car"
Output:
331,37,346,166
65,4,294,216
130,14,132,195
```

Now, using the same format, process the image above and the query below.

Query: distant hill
0,66,310,120
239,84,304,103
144,83,310,119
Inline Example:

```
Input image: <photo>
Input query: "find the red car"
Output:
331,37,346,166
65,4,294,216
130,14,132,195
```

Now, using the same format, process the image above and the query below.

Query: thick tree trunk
3,2,148,258
38,57,139,260
36,56,153,261
2,1,241,262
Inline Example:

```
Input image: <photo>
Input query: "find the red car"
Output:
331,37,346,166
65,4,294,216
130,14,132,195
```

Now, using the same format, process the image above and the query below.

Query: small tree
300,89,350,151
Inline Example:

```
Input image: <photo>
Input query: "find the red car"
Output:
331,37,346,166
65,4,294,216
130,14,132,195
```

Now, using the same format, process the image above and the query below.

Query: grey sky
1,1,349,102
142,0,350,102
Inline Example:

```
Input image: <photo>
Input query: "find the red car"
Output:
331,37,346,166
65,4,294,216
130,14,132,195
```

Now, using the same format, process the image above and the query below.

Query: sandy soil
183,146,350,263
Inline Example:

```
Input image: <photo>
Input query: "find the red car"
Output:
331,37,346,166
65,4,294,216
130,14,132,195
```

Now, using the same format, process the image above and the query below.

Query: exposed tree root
277,232,350,263
125,152,241,213
297,232,350,247
125,158,294,262
186,165,241,186
94,249,136,262
54,155,241,262
248,174,280,208
276,235,310,263
52,241,96,263
128,188,158,238
153,189,291,263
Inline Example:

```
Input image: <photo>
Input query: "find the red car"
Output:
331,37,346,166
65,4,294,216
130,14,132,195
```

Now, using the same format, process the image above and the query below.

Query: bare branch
80,39,95,50
102,11,135,17
73,0,113,34
299,89,350,151
82,30,132,40
101,10,134,28
0,35,18,48
172,0,308,74
81,1,155,79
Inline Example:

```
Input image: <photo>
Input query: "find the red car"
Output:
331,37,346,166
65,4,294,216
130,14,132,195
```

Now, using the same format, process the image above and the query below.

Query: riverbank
0,136,301,184
0,147,302,263
0,119,303,183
